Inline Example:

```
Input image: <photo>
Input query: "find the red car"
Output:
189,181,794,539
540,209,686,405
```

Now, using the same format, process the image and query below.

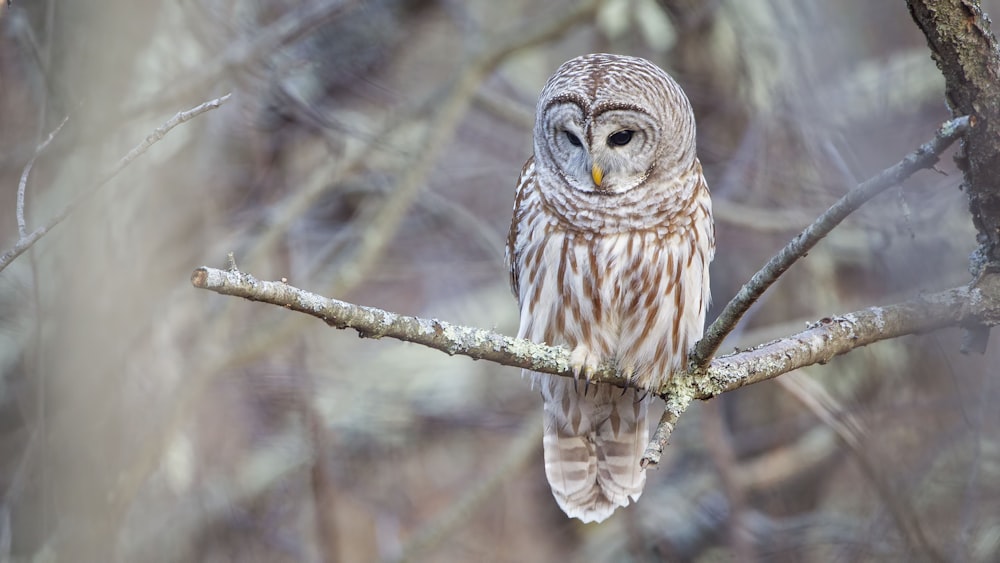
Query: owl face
533,54,696,197
541,98,662,195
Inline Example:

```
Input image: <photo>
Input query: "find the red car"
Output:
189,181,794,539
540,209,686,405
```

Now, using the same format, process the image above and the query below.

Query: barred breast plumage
506,53,714,524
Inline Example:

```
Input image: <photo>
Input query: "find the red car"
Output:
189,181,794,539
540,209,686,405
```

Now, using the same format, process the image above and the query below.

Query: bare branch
190,263,1000,398
640,401,687,468
0,94,231,274
191,263,577,376
17,115,69,238
691,116,972,368
190,116,979,476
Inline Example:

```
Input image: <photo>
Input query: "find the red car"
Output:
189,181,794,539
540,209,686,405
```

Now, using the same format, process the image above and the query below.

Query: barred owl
506,54,714,523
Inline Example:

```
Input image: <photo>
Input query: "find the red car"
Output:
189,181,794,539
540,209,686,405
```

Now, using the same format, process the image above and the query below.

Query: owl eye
608,130,634,147
564,131,582,147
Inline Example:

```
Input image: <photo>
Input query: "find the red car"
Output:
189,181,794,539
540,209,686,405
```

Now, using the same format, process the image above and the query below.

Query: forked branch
191,261,1000,452
690,115,971,368
191,117,982,468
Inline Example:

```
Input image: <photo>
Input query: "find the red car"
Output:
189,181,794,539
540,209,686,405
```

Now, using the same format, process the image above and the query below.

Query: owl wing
505,156,536,300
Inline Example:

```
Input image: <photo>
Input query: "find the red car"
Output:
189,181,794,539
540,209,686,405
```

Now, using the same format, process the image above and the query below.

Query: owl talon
569,345,599,387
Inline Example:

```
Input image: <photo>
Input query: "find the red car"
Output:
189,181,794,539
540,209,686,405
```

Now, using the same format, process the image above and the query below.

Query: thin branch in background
690,115,971,368
120,2,351,122
0,94,231,274
221,0,598,370
778,374,943,560
16,115,69,238
701,400,754,562
327,0,600,294
395,421,544,562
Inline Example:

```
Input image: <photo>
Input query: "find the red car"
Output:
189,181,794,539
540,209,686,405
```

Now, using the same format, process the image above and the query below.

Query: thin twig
690,115,971,368
16,115,69,238
639,400,687,468
778,374,944,561
119,2,352,122
0,94,231,274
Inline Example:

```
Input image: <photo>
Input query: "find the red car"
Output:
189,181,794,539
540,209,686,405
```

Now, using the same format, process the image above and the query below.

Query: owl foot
569,345,600,385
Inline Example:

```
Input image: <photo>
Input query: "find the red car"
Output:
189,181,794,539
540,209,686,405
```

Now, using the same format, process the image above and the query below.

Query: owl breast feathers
505,53,714,523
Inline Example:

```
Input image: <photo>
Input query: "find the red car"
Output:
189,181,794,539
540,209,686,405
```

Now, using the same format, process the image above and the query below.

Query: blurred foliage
0,0,998,561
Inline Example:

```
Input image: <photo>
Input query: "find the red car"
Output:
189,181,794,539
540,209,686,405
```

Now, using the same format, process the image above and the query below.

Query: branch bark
190,112,977,473
908,1,1000,352
908,0,1000,273
190,262,1000,412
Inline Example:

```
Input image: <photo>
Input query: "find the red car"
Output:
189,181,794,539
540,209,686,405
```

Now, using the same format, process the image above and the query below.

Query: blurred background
1,0,999,561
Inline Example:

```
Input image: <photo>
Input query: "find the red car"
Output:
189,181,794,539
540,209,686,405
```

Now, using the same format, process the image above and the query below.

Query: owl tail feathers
541,387,650,523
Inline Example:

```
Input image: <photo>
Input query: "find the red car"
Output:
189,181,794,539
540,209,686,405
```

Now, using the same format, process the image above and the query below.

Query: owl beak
591,164,604,187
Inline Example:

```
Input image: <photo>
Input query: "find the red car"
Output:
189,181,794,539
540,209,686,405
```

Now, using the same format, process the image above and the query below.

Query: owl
506,54,714,523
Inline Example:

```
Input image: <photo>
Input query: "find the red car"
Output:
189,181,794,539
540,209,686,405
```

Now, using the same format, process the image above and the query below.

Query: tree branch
190,260,1000,437
189,114,978,474
907,0,1000,355
690,115,971,368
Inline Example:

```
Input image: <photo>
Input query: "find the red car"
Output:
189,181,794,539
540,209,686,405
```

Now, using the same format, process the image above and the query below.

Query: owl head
533,53,696,197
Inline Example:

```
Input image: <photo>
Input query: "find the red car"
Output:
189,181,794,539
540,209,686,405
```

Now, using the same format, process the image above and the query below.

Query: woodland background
1,1,998,561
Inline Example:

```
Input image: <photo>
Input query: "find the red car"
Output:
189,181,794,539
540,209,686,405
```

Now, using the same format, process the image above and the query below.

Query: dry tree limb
690,115,971,368
907,0,1000,353
646,116,970,465
190,262,1000,414
191,117,977,475
0,94,231,274
192,258,1000,474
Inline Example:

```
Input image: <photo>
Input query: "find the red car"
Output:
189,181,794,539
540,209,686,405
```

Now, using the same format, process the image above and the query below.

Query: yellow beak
591,164,604,186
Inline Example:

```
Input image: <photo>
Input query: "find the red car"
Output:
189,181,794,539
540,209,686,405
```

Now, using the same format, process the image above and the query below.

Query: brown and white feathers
506,53,714,523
